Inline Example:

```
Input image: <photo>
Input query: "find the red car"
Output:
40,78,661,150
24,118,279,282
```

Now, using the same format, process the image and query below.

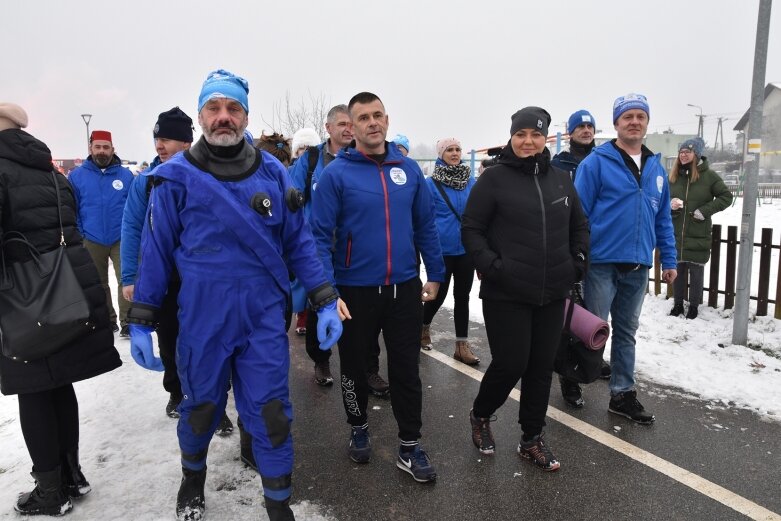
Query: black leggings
422,254,474,338
18,384,80,472
473,299,564,437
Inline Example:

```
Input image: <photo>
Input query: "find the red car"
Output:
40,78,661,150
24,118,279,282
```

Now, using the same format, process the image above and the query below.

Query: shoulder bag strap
433,179,461,222
50,169,66,246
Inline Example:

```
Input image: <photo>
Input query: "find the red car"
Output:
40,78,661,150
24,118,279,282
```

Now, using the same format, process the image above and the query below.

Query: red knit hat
90,130,112,143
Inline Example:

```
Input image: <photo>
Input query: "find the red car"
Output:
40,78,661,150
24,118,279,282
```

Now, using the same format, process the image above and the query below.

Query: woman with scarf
421,138,479,366
668,137,732,319
462,107,589,470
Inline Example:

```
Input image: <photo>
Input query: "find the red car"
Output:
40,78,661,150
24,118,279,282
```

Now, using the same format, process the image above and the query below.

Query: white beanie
291,128,321,156
0,102,28,131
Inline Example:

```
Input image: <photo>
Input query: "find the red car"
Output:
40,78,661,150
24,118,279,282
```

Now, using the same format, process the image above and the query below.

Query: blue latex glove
129,324,164,371
316,300,342,351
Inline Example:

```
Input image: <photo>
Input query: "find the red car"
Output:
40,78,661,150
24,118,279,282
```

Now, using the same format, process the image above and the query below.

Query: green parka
669,158,733,264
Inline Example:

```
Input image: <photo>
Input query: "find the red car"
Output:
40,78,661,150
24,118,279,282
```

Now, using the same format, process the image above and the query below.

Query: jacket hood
338,140,406,164
496,140,552,173
0,129,53,171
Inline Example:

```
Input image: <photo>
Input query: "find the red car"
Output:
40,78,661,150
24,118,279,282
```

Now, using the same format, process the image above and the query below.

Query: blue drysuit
132,149,329,501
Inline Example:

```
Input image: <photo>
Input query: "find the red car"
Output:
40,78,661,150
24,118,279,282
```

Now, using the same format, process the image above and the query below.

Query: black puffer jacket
461,145,589,305
0,128,121,395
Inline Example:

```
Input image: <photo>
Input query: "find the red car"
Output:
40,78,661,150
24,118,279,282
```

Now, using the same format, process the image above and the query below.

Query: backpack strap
303,146,320,204
433,180,461,222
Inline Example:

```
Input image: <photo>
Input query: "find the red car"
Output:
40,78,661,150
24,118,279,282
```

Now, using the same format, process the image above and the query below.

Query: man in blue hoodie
68,131,135,336
310,91,445,484
574,93,677,425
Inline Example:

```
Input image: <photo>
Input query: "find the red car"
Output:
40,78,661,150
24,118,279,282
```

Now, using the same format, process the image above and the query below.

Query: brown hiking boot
454,340,479,365
421,324,432,351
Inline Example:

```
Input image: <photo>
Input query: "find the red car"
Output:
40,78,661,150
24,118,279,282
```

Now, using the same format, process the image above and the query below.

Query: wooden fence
651,225,781,319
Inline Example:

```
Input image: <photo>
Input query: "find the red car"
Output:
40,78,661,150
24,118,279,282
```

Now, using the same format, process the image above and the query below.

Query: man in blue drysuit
126,69,342,521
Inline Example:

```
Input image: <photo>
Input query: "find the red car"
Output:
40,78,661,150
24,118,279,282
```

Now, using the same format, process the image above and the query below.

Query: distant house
733,82,781,173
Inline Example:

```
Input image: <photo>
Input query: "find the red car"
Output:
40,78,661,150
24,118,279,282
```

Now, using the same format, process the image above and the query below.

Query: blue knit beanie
198,69,249,114
391,134,410,153
612,93,649,122
679,137,705,158
567,110,596,135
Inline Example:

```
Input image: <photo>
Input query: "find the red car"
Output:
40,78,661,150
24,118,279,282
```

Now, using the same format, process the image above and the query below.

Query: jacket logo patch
656,175,663,194
112,180,125,190
389,167,407,185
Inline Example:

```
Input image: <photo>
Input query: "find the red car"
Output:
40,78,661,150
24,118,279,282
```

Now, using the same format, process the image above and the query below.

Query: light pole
686,103,704,138
80,114,92,155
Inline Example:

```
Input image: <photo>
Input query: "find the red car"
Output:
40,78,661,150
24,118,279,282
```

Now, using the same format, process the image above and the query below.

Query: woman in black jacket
462,106,589,471
0,103,121,516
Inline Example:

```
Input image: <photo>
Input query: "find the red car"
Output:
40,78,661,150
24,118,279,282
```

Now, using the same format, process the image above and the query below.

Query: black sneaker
314,362,334,386
669,303,684,317
348,424,371,463
518,433,560,471
367,372,389,397
599,360,611,380
396,444,437,483
559,377,584,408
685,305,698,320
166,395,182,418
469,409,495,455
609,390,655,424
176,466,206,521
111,323,120,333
214,413,234,436
119,325,130,338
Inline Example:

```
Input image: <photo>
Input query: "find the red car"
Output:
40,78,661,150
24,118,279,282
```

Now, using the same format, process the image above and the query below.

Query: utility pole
733,0,772,346
714,117,726,152
687,103,705,138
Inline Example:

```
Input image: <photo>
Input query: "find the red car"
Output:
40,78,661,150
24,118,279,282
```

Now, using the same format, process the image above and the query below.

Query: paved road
287,311,781,521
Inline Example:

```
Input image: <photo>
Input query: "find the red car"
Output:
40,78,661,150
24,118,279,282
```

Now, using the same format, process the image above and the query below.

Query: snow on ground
438,196,781,420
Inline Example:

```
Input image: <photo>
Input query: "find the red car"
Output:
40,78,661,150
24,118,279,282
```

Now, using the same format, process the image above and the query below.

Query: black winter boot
238,417,257,471
61,450,91,498
14,467,73,516
685,305,698,320
669,302,685,316
265,496,296,521
176,466,207,521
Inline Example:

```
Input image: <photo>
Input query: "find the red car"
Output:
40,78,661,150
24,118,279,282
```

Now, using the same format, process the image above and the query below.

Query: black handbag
554,286,606,384
0,170,92,362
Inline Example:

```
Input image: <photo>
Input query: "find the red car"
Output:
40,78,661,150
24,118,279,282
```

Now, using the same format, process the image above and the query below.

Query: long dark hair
257,132,292,167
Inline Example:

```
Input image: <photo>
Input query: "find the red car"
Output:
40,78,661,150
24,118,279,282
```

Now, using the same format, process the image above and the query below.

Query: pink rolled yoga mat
564,299,610,350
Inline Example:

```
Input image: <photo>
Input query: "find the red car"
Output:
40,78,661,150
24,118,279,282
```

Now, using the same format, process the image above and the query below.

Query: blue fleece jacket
310,142,445,286
574,142,677,269
425,165,474,256
120,156,162,285
288,143,326,221
68,156,135,246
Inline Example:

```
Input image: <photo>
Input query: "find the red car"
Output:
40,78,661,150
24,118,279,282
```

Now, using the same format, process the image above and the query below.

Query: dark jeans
306,309,381,374
422,254,474,338
18,384,80,472
158,277,182,399
473,299,564,437
673,261,704,307
336,278,423,442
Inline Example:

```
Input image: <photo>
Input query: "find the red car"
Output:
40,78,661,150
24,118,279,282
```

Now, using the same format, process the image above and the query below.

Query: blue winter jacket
288,143,326,221
310,142,445,286
574,142,677,269
120,156,162,286
68,156,135,246
425,163,475,256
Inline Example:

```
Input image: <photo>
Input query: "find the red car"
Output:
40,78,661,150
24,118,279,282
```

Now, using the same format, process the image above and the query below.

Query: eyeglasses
679,149,694,155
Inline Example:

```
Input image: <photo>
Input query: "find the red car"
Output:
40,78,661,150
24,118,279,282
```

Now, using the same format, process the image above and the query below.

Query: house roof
733,82,781,131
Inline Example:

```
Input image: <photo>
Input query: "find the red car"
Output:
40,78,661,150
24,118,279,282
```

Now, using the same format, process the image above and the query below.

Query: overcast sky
3,0,779,161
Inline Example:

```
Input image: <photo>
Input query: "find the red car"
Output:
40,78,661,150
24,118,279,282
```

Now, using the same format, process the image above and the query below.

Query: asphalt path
287,310,781,521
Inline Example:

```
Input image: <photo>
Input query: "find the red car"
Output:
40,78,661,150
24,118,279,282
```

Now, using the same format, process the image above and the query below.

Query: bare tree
261,91,330,141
